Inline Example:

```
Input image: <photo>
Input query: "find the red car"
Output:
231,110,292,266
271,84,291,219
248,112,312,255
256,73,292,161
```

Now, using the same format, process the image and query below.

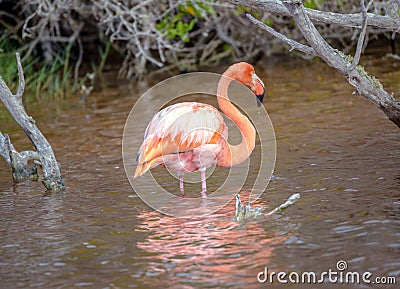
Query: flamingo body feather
134,102,228,178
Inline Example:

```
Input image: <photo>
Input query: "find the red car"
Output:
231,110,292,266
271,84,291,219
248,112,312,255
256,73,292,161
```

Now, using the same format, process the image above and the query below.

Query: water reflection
135,193,290,288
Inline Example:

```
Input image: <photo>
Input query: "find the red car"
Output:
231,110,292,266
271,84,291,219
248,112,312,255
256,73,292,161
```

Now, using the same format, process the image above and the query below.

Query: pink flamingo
134,62,265,198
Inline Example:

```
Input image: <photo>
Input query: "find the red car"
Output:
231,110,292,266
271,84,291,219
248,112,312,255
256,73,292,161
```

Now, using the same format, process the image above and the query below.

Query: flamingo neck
216,71,255,167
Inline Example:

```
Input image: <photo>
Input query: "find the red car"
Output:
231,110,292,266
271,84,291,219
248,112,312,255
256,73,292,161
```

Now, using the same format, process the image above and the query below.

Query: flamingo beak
252,73,265,107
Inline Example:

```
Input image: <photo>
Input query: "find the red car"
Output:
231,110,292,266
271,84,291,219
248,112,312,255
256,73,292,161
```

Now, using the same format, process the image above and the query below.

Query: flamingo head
227,62,265,107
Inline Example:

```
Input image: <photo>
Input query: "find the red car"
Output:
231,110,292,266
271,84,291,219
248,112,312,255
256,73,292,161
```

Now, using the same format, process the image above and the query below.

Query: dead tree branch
0,132,39,181
230,0,400,33
234,0,400,128
347,0,373,72
0,53,65,192
246,14,316,55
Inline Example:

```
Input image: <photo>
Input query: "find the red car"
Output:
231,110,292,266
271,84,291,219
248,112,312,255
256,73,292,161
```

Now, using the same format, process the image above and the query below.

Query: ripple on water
333,225,364,234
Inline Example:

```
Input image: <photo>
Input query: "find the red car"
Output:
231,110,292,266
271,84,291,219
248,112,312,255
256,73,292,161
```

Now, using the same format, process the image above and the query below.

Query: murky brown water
1,54,399,288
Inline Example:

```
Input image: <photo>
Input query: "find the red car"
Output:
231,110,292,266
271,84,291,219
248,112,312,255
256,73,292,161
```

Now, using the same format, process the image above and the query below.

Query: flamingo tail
133,163,150,178
133,156,162,178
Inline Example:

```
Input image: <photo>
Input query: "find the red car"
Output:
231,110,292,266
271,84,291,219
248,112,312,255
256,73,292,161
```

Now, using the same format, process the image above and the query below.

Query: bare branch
19,150,40,161
230,0,400,33
0,53,65,191
74,36,84,83
235,0,400,127
347,0,373,72
386,53,400,60
15,53,25,103
0,132,40,180
0,132,11,165
281,0,400,127
246,13,316,56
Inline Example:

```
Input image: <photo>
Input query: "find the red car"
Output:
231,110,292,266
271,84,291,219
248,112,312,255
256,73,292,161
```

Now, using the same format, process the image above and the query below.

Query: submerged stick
235,193,300,223
265,193,300,216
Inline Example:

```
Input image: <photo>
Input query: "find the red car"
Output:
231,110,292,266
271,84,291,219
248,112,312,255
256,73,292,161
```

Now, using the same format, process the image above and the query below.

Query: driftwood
0,53,65,192
231,0,400,128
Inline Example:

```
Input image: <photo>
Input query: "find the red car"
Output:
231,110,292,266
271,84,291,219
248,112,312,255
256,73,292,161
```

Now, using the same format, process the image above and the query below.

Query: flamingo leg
178,172,185,197
200,168,207,198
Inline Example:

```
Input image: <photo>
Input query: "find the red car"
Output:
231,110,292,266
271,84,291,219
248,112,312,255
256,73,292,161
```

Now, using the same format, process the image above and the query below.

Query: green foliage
182,1,215,17
0,36,92,100
98,40,112,75
233,4,261,18
223,43,231,51
264,19,273,27
155,1,215,43
0,37,52,99
303,0,323,9
233,5,272,26
156,15,195,42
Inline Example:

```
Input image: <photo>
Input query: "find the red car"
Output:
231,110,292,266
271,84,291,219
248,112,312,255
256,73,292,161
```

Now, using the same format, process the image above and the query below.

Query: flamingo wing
134,102,227,177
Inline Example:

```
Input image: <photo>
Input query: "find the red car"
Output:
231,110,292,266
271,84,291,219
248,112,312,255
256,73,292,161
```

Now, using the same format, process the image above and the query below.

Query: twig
347,0,373,72
15,53,25,103
246,13,316,56
230,0,400,33
386,53,400,60
0,132,40,180
0,132,11,165
265,193,301,216
74,36,84,83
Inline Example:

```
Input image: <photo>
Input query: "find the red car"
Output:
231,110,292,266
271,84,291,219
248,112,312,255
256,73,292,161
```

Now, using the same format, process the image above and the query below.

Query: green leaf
155,21,166,31
167,30,177,39
303,0,317,9
234,5,247,16
263,19,273,26
172,13,184,23
223,43,231,51
178,3,186,13
197,1,215,15
252,10,261,18
188,19,196,30
177,21,184,34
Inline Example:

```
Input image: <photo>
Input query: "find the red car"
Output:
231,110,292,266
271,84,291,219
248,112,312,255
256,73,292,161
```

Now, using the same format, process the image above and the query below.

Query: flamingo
133,62,265,198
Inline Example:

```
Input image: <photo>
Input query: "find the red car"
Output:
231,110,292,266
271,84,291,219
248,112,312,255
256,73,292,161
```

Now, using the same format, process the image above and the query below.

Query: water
0,55,399,288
